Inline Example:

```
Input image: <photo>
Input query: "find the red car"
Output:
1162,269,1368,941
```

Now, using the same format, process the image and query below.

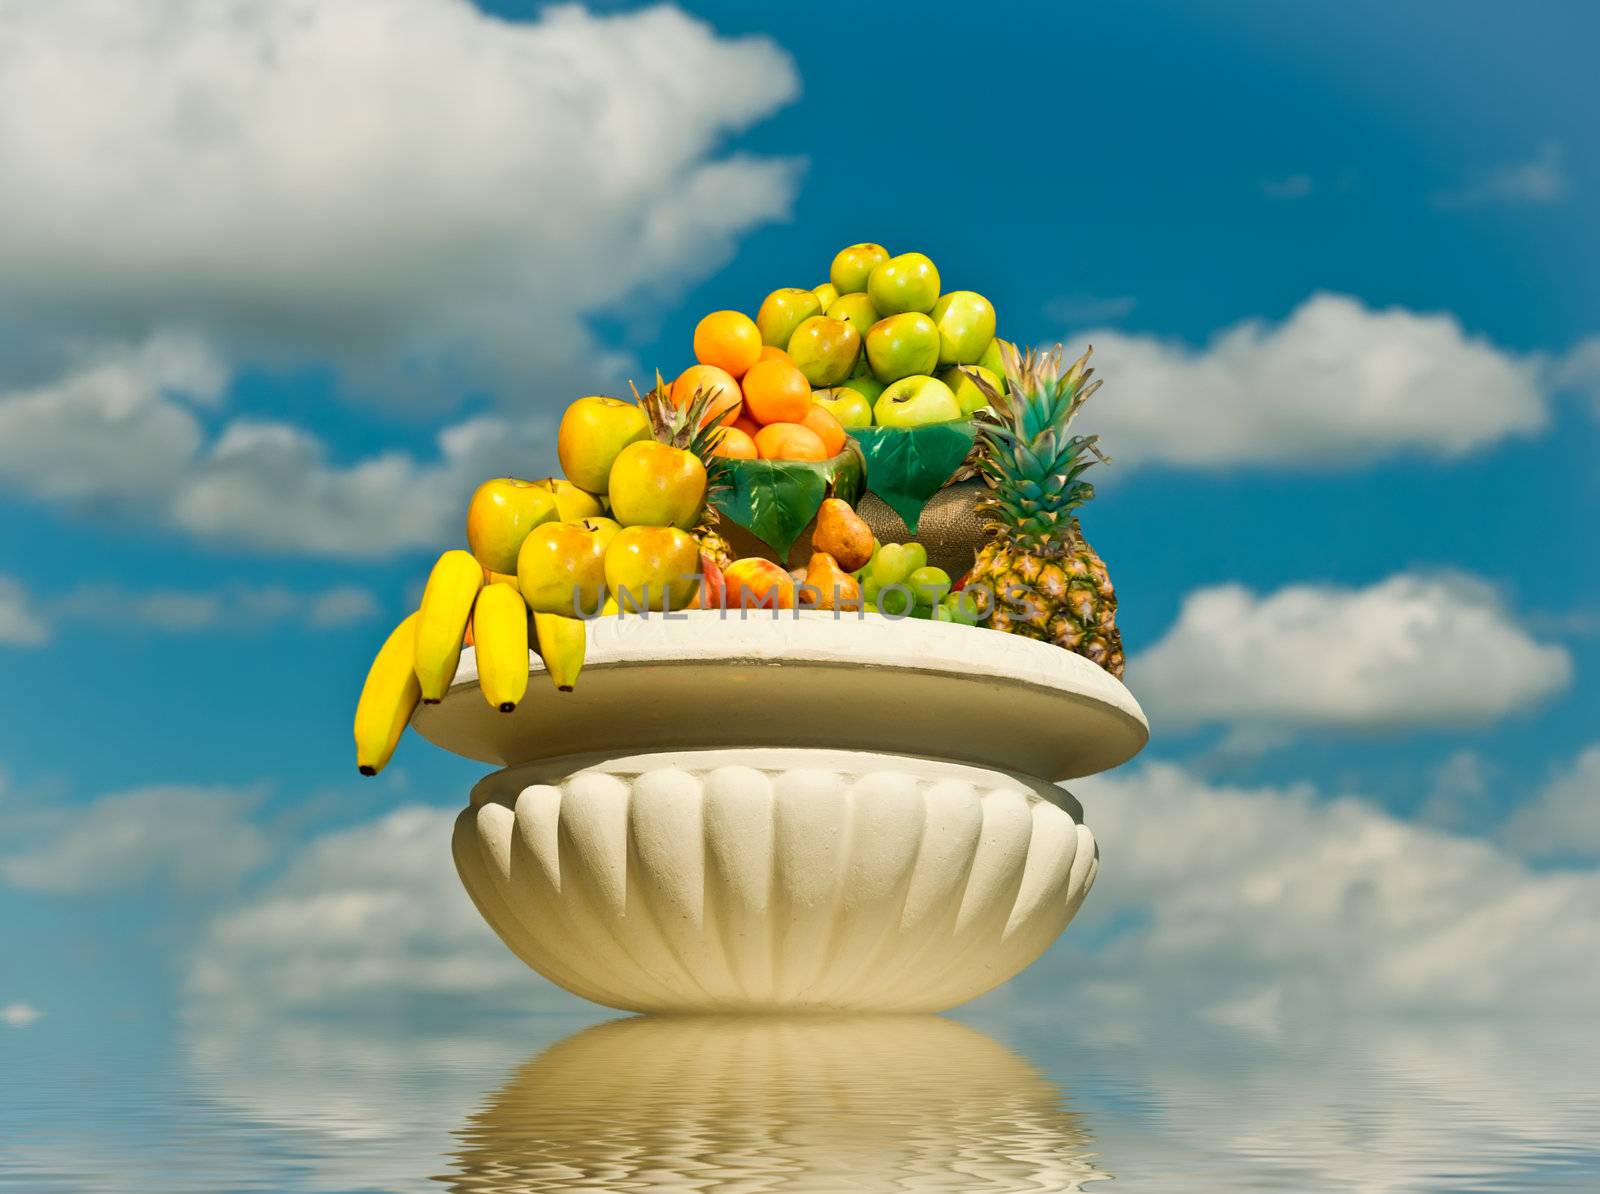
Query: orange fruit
800,404,847,457
754,421,829,462
711,426,758,460
670,364,742,428
732,415,761,439
758,345,791,364
693,310,763,379
741,359,812,426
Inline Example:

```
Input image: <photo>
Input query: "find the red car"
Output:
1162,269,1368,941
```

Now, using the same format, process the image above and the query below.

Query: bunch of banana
352,549,589,776
531,611,585,692
415,550,484,702
353,612,421,777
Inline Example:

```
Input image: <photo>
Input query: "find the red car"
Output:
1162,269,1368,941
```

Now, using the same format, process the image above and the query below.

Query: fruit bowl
413,612,1146,1013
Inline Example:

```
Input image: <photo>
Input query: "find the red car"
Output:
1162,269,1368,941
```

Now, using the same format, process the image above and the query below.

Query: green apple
867,252,940,315
826,292,881,341
874,375,962,428
906,565,952,608
865,313,939,382
813,386,873,431
812,282,839,309
756,288,824,348
929,291,996,366
940,364,1002,416
978,336,1011,383
829,242,890,294
839,372,885,407
786,315,861,387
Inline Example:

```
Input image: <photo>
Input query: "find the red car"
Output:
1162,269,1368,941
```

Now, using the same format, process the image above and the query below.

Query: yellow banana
415,549,483,701
474,581,530,712
532,611,586,692
354,611,421,776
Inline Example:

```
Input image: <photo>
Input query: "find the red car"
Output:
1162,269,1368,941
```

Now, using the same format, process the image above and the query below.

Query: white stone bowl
414,612,1147,1013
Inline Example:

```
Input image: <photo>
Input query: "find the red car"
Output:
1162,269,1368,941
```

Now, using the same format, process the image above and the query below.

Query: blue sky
2,0,1598,1137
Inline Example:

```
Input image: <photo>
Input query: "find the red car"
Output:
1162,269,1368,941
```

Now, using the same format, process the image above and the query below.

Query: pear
802,551,862,611
811,498,875,572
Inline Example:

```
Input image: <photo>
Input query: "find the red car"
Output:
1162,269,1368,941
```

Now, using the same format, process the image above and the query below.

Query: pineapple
966,343,1124,678
634,376,735,568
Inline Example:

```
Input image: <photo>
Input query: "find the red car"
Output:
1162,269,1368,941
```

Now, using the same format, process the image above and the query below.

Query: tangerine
741,358,812,426
800,404,847,457
693,310,762,379
670,364,742,428
711,426,758,460
754,421,829,462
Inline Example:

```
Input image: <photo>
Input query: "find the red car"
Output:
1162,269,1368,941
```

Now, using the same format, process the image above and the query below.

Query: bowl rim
412,610,1148,781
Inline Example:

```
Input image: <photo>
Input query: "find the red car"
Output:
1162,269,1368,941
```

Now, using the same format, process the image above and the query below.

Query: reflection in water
445,1015,1107,1192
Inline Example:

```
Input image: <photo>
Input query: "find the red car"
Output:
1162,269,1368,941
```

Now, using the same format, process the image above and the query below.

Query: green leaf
712,444,865,557
848,420,979,532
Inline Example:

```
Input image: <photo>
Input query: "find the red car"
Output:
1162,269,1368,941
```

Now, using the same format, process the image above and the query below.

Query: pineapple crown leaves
630,374,732,499
968,342,1111,539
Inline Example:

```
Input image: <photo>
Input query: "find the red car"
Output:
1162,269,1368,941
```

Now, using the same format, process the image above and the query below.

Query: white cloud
2,785,271,894
2,1001,43,1027
0,335,224,506
1043,294,1137,325
0,337,559,555
0,0,800,404
1134,571,1571,732
0,3,802,556
1260,173,1312,199
1061,762,1600,1019
170,410,556,554
1503,744,1600,865
0,575,50,646
184,806,559,1022
306,586,380,629
54,581,377,631
1415,747,1497,833
1435,142,1566,208
1555,335,1600,415
0,571,377,639
1074,293,1547,467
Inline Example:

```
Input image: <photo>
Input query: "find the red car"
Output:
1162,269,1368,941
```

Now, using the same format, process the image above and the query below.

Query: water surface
4,1009,1598,1191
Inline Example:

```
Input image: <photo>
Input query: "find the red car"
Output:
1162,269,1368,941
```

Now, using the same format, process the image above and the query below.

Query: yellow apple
604,526,701,612
533,476,605,522
557,396,651,494
465,478,558,575
607,442,707,530
829,243,890,294
517,520,610,616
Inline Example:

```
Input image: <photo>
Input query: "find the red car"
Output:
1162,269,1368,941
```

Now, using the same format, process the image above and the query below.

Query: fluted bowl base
453,748,1097,1013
